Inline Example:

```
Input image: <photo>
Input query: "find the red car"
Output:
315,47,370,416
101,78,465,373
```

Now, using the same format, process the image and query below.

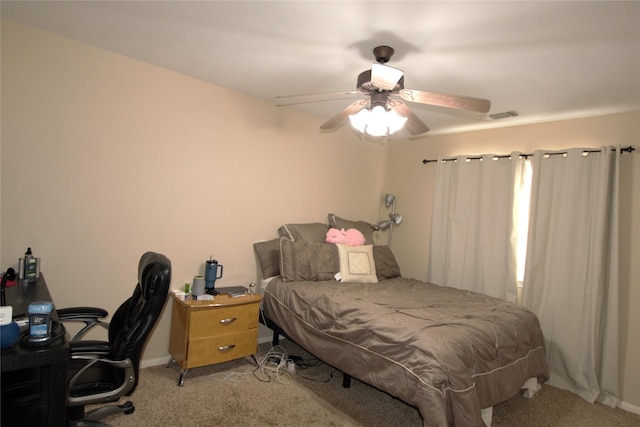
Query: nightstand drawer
188,303,259,338
187,328,258,367
168,293,263,384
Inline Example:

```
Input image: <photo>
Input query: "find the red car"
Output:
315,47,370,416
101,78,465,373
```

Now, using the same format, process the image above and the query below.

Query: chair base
68,401,134,427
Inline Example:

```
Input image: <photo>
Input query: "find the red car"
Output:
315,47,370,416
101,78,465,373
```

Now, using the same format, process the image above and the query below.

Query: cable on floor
253,344,293,384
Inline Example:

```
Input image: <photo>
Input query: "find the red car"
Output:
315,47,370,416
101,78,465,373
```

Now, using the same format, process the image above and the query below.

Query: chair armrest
67,354,136,407
69,340,112,355
57,307,109,342
57,306,108,320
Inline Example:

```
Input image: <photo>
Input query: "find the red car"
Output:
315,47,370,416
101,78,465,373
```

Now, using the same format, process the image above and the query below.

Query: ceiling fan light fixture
348,105,407,137
367,105,389,136
387,109,408,134
348,108,368,133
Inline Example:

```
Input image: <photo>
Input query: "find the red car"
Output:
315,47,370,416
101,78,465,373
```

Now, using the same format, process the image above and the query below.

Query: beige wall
1,21,386,360
2,20,638,411
383,111,640,409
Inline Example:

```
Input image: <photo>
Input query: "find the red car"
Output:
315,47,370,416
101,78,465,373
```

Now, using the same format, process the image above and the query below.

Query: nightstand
167,292,262,386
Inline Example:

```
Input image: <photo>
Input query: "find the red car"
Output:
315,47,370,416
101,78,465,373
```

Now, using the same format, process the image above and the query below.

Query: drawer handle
219,317,237,324
218,344,236,351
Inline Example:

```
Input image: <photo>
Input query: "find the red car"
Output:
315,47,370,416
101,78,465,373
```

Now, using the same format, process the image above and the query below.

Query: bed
254,219,549,427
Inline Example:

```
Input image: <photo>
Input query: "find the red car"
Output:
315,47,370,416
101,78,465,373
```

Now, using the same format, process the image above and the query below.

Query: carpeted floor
97,339,640,426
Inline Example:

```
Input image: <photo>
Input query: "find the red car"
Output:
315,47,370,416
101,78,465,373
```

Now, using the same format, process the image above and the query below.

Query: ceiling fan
276,46,491,136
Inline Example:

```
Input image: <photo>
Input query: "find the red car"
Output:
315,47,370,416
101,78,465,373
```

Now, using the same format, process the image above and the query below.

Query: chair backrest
107,252,171,392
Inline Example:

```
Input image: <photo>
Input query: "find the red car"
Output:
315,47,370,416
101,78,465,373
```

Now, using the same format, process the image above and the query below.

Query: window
516,160,532,284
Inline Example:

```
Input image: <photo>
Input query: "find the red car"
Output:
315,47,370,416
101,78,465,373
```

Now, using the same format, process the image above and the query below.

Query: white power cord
255,345,293,384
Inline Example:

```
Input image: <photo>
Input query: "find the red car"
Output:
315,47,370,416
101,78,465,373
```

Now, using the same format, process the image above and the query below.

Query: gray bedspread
263,276,549,427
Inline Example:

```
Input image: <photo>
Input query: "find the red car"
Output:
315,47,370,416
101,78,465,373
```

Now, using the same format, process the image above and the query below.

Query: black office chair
58,251,171,426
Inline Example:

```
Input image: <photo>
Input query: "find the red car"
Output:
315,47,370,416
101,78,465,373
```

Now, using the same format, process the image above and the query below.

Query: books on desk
210,286,249,297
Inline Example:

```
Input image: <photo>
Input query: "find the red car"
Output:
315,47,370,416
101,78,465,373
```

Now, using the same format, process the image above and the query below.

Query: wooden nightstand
167,292,262,386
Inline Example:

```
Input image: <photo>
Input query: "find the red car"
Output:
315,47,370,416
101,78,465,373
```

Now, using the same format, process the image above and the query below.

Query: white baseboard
141,356,172,369
618,400,640,415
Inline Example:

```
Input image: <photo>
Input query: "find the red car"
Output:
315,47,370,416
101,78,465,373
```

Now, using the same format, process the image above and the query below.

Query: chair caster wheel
120,401,135,415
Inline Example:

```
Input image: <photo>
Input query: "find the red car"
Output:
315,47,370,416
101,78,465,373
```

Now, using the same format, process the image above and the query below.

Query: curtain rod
422,145,636,164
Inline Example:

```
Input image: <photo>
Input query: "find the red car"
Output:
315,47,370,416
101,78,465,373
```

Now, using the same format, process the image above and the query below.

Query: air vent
489,110,521,120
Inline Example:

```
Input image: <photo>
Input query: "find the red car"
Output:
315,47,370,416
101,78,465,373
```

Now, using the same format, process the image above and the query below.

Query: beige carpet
98,339,640,426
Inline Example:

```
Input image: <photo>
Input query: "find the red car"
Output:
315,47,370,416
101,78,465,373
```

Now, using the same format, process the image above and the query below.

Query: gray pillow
277,223,329,243
279,238,339,282
327,214,375,244
253,238,281,278
373,245,402,280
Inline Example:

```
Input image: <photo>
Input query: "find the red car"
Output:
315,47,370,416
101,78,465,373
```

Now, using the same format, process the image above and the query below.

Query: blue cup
205,260,223,291
1,321,20,349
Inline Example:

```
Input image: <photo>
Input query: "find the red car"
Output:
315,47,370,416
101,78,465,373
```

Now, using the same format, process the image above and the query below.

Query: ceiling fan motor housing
373,45,394,63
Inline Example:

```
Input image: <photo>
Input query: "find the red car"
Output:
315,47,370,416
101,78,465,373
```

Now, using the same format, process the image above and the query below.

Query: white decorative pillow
336,244,378,283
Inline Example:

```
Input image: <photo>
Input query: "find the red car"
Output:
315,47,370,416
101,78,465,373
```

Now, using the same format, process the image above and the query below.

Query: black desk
1,274,69,427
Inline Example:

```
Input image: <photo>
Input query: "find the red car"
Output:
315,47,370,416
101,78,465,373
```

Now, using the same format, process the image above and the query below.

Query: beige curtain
427,153,525,302
428,146,621,406
522,146,620,406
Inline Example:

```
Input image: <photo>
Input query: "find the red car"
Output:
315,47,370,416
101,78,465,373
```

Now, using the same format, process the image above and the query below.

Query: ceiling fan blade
319,100,368,130
275,90,361,106
399,89,491,113
388,100,429,135
371,63,404,91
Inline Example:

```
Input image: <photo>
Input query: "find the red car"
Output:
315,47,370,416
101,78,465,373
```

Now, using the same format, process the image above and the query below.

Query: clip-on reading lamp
1,268,16,306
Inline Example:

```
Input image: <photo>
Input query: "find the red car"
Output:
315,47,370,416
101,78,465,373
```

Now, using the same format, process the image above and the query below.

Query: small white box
0,306,12,326
171,290,187,300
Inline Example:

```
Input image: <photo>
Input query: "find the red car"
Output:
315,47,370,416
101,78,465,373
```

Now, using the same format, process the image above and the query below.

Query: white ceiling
2,1,640,136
